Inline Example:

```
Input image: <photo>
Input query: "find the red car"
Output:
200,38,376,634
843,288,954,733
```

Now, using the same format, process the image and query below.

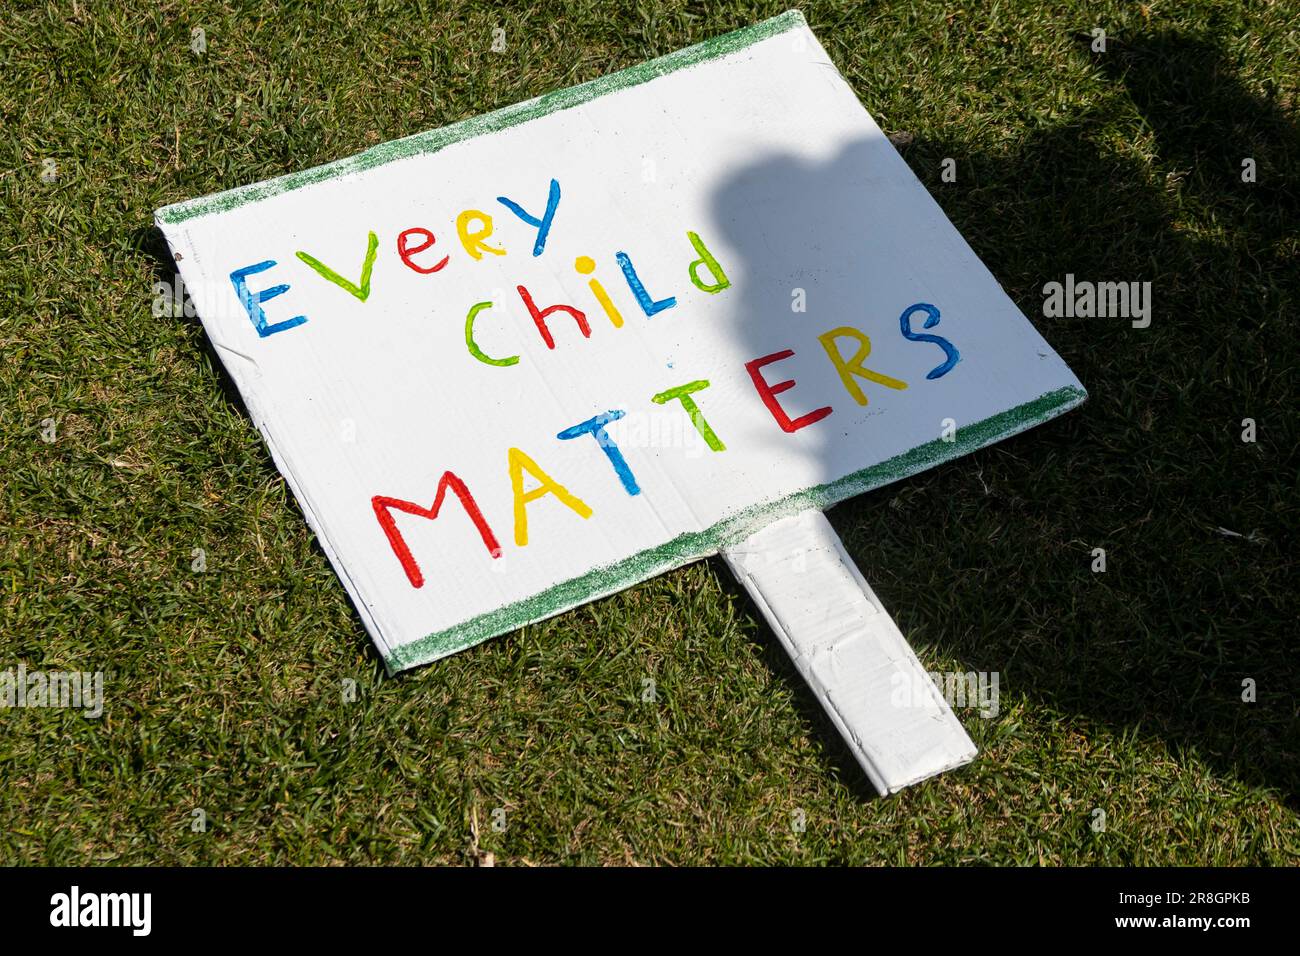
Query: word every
225,176,731,355
373,304,960,588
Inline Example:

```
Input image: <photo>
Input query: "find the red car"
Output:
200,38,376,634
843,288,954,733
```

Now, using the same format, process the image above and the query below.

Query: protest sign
156,10,1083,788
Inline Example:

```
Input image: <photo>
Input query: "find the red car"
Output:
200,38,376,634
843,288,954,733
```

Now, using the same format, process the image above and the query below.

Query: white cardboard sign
156,11,1084,673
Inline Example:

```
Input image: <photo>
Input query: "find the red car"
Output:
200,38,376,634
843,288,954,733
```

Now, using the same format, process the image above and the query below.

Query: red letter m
372,472,501,588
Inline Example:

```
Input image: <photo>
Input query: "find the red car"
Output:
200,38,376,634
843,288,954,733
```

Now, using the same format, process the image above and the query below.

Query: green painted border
154,10,806,226
385,384,1087,672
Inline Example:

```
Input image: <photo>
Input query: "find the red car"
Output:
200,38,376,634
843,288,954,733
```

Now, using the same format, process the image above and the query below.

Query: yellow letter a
508,447,593,546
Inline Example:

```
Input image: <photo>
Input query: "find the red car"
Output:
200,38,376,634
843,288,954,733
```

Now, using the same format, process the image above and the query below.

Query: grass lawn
1,0,1296,865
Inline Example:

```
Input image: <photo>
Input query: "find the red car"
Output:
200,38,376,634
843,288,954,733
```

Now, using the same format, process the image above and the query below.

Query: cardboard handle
722,509,976,794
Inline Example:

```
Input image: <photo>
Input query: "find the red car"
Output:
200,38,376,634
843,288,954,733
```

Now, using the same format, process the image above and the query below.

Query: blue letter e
230,260,307,338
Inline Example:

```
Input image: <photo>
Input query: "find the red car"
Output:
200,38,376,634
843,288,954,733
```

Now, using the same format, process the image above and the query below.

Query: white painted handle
722,509,976,794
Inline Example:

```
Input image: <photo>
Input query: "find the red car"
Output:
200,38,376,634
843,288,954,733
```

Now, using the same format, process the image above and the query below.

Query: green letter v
296,231,379,301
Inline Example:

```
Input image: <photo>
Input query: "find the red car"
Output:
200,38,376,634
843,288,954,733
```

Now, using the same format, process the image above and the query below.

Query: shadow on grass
700,26,1296,804
807,31,1297,803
